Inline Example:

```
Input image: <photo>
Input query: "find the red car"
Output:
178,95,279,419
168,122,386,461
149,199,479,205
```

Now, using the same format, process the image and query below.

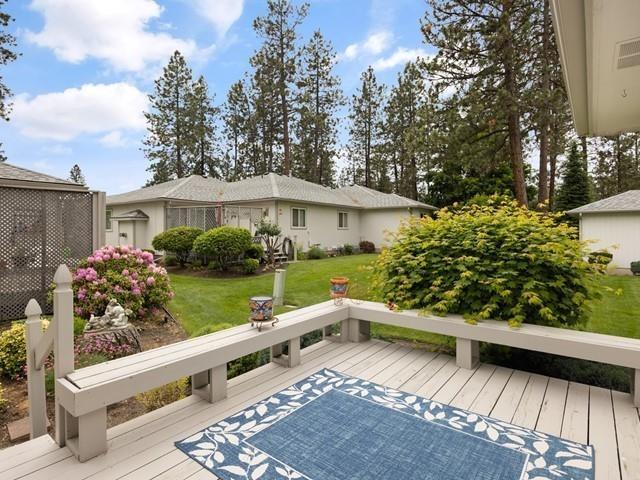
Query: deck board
1,339,637,480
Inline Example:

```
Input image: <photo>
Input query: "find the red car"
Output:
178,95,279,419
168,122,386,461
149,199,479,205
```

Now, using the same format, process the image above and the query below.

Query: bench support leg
347,319,370,343
193,365,227,403
271,337,300,368
456,338,480,369
322,325,334,340
632,369,640,407
338,320,350,343
66,407,107,462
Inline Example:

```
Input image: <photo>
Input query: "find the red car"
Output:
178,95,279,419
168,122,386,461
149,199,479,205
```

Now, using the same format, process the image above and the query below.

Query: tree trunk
502,1,528,206
549,152,557,209
537,0,551,205
581,136,588,169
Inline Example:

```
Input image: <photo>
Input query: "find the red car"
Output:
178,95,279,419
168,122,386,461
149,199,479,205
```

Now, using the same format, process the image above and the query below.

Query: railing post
456,338,480,369
52,265,75,447
25,299,48,439
632,369,639,407
193,365,227,403
273,269,286,307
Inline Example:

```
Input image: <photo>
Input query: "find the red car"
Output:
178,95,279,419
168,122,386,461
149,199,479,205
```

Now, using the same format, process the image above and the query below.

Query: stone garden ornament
85,298,132,331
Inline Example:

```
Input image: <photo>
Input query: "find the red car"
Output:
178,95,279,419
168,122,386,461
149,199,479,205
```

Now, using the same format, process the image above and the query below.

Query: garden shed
0,162,106,321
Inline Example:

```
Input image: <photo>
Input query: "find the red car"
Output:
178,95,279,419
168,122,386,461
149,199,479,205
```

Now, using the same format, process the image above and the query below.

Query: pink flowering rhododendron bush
71,245,173,320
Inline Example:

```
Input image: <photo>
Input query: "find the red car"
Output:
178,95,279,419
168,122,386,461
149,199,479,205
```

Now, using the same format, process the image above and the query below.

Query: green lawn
169,256,640,343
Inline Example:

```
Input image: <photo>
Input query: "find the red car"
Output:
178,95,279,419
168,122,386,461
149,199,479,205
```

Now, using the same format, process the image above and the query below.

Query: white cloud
26,0,197,72
373,47,429,71
41,144,72,155
192,0,244,36
12,83,148,141
340,31,393,60
99,131,128,148
33,160,54,171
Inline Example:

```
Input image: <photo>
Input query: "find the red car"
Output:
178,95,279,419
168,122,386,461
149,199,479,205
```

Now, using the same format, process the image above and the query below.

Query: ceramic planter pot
330,277,349,304
249,296,278,331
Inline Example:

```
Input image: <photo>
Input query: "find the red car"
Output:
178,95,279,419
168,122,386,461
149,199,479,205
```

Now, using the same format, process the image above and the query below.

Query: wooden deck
1,338,639,479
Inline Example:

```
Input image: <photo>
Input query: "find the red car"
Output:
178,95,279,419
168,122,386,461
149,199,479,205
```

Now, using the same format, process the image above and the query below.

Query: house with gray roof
568,190,640,272
106,173,435,251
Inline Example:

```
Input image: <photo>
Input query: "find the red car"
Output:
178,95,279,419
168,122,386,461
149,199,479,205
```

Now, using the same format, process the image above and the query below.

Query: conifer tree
293,30,344,186
222,80,251,180
555,143,592,212
252,0,309,176
143,51,194,184
188,76,220,178
0,0,18,161
68,164,86,185
347,66,385,188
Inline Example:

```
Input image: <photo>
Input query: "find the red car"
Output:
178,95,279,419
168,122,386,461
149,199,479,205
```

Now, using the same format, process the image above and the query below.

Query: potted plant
631,261,640,275
330,277,349,305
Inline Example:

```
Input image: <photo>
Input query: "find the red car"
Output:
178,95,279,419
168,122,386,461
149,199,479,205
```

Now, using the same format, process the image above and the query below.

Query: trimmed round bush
245,243,264,260
152,227,203,266
193,227,252,270
71,245,173,320
243,258,260,274
373,197,604,328
306,246,327,260
359,240,375,253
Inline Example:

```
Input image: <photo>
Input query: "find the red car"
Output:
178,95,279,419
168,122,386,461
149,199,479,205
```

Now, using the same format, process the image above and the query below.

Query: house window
291,207,307,228
106,209,113,231
338,211,349,229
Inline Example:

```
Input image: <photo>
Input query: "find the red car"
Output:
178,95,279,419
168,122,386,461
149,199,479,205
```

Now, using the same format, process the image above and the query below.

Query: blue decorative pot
250,296,274,322
330,277,349,299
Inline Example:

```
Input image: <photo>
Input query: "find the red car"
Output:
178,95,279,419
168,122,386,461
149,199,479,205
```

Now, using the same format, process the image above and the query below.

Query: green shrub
207,259,221,271
307,246,327,260
343,244,354,255
255,220,282,267
163,254,178,267
191,259,203,268
193,323,261,378
193,226,252,271
243,258,260,274
0,382,6,411
245,243,264,260
0,322,26,379
73,316,86,336
588,250,613,266
373,196,604,328
359,240,375,253
152,227,203,266
136,378,189,412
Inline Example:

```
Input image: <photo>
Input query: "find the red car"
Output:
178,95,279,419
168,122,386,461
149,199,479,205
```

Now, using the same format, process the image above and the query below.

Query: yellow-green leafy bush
373,197,603,327
136,378,189,412
0,322,27,379
0,382,7,410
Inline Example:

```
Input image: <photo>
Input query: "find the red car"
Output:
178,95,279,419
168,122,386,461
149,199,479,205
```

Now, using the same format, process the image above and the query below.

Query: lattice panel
166,206,218,231
0,187,94,321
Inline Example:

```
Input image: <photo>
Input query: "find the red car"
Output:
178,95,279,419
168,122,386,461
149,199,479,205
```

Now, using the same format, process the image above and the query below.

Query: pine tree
347,66,385,188
555,143,592,212
188,76,220,178
143,51,195,184
0,0,18,161
68,164,86,185
252,0,309,176
293,30,344,186
422,0,536,205
222,80,251,180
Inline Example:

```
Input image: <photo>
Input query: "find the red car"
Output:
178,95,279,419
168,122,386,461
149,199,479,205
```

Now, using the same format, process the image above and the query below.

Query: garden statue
85,299,132,331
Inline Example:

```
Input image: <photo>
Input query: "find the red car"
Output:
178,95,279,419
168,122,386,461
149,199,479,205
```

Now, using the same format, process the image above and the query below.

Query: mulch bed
0,316,188,450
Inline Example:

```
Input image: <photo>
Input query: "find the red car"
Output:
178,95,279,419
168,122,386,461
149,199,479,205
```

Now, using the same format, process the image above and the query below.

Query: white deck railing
24,264,640,462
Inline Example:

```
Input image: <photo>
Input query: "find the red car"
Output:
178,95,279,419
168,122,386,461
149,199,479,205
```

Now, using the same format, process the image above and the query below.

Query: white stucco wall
105,201,165,250
360,208,424,248
272,201,361,250
579,212,640,270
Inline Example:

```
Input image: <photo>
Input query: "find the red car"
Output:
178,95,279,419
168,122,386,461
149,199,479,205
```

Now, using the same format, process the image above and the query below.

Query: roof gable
568,190,640,214
0,162,86,189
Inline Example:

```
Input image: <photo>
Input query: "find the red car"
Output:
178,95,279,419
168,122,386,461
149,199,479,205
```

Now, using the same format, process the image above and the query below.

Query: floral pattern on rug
176,369,594,479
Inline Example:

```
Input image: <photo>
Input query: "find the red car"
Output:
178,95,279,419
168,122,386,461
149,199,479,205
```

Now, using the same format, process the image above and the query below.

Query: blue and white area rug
176,369,594,480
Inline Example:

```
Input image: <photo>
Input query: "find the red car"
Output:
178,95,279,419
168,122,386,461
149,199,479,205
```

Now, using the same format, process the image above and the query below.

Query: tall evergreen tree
346,66,385,188
68,164,86,185
143,51,194,185
422,0,536,205
293,30,344,186
252,0,309,176
222,80,251,180
188,76,220,178
555,143,592,212
0,0,18,161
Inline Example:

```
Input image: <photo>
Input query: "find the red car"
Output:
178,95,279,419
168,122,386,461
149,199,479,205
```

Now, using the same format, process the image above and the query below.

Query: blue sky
1,0,430,195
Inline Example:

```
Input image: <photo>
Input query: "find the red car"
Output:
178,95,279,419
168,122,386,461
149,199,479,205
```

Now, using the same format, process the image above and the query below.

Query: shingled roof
107,173,436,210
568,190,640,214
0,162,87,190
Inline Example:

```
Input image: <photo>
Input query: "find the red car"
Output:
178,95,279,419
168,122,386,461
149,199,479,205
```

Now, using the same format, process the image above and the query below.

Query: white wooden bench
25,268,640,463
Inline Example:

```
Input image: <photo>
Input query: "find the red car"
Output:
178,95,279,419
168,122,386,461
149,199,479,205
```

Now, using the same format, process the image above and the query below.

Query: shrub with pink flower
69,245,173,320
